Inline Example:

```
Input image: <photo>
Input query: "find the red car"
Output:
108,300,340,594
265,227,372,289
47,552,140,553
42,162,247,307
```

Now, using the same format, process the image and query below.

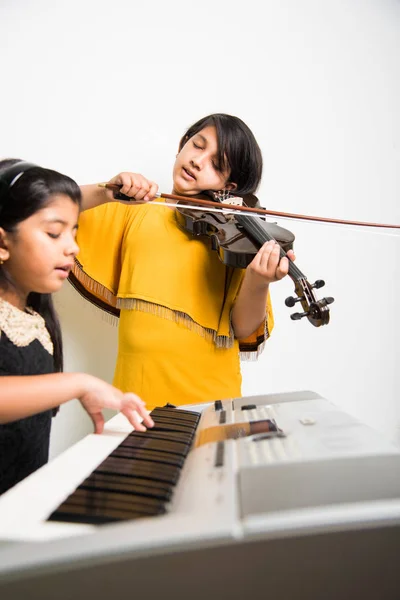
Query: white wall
0,0,399,457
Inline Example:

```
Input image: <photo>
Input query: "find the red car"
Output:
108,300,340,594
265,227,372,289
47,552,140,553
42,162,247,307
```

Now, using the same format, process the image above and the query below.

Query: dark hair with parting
179,113,263,196
0,159,82,372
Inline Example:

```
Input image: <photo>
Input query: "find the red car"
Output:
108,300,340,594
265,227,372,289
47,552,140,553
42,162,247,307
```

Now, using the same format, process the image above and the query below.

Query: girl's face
172,125,237,196
0,194,79,307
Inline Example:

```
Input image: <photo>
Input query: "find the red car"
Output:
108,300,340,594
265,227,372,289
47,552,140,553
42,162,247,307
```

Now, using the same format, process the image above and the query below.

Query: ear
224,181,238,192
0,227,11,263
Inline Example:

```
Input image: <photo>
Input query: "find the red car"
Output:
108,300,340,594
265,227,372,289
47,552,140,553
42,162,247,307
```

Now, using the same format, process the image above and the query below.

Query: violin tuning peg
325,297,335,305
312,279,325,289
291,311,309,321
285,296,296,307
285,295,302,307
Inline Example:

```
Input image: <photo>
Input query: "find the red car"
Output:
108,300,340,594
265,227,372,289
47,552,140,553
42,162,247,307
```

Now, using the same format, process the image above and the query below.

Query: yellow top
72,199,274,410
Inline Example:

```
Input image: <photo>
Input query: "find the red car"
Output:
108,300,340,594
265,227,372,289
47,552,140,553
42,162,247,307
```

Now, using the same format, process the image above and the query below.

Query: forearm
0,372,89,423
80,184,114,211
231,273,269,339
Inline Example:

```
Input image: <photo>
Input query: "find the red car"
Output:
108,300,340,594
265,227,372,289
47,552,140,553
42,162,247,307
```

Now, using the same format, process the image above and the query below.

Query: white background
0,0,399,458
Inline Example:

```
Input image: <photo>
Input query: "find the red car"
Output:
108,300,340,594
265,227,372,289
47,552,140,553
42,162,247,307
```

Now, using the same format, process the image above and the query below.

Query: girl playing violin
72,114,295,410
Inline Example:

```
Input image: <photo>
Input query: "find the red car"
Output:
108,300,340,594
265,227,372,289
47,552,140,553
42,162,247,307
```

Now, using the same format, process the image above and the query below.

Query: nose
190,149,207,170
190,157,201,171
65,235,79,258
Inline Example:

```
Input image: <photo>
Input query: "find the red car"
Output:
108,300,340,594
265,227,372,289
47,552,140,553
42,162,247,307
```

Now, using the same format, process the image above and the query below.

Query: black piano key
120,436,190,456
126,429,193,444
150,421,197,435
151,407,200,420
49,504,131,525
109,446,186,467
49,500,162,525
149,418,197,431
153,406,199,414
79,473,173,501
97,457,181,485
128,430,194,445
60,488,166,512
49,488,166,524
151,407,200,423
151,413,197,429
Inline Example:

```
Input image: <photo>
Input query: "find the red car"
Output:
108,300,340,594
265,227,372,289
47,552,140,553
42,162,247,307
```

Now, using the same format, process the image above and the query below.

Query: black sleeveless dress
0,298,55,495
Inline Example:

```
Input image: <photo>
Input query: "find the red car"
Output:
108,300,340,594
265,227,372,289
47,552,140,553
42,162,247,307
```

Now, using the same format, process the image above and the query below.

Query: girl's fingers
122,393,154,428
144,181,159,201
122,392,145,406
140,411,154,428
260,243,280,272
120,182,139,196
91,411,105,435
123,408,147,432
251,240,273,269
254,241,278,274
81,383,153,433
110,173,150,198
132,187,149,201
287,249,296,261
249,240,293,283
276,256,289,279
109,173,158,202
113,173,135,193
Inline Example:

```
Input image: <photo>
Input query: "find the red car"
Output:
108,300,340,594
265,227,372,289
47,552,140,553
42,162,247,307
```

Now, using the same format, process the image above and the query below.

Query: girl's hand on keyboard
78,374,154,434
120,393,155,432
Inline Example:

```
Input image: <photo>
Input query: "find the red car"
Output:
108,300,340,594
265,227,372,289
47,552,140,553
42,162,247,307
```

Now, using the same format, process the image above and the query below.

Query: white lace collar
0,296,54,355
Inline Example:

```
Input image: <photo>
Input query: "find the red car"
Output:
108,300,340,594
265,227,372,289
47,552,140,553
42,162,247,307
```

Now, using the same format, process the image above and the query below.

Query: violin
174,191,334,327
103,183,334,327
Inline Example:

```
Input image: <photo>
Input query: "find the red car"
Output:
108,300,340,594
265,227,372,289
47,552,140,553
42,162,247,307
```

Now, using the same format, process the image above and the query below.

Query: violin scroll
286,278,334,327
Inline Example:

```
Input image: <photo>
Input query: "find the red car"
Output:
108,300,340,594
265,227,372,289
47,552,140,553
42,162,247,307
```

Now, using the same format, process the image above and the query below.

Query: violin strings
235,213,306,281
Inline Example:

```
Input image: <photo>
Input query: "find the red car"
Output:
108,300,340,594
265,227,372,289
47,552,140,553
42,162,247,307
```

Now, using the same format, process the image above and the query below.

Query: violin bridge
221,197,243,207
212,190,243,206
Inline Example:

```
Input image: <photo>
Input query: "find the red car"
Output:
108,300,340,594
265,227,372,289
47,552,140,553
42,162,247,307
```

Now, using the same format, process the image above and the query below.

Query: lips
55,264,73,273
182,167,196,181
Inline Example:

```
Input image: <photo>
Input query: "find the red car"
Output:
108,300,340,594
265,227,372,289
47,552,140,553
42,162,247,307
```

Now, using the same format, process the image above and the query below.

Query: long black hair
179,113,263,195
0,159,81,372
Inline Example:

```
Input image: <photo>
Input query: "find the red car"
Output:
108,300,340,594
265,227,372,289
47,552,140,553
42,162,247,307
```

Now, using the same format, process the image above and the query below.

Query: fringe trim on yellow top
70,260,235,349
117,297,234,349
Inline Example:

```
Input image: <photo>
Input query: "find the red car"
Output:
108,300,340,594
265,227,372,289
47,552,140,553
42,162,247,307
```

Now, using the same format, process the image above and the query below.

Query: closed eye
47,233,60,239
192,140,222,171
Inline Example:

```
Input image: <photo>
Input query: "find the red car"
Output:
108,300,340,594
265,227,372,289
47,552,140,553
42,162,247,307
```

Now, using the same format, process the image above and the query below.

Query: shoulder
0,299,53,356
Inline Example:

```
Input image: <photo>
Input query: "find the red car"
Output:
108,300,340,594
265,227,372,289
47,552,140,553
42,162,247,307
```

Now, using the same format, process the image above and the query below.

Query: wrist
243,271,270,295
101,185,115,204
66,372,96,400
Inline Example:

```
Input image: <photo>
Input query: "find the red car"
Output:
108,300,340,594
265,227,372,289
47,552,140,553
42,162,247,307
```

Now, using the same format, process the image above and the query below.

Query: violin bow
99,183,400,230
